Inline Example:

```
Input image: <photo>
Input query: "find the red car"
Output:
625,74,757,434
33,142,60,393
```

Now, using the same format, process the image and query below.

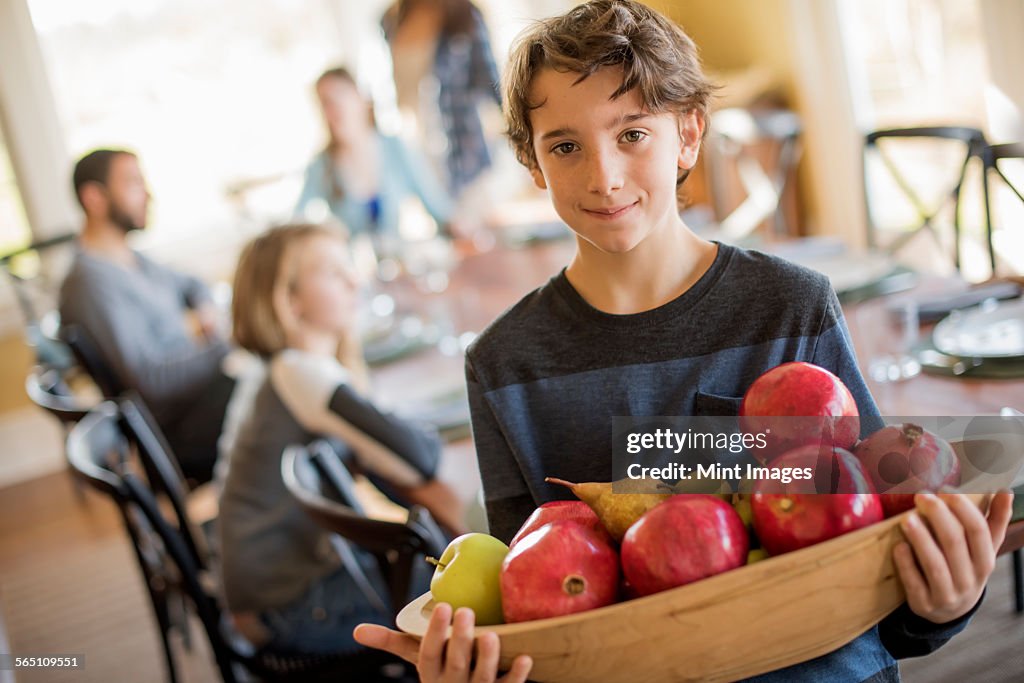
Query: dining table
368,237,1024,570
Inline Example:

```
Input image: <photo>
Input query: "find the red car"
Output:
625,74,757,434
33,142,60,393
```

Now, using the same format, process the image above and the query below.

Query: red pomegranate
740,362,860,463
751,445,884,556
510,500,611,549
621,495,748,597
854,423,961,517
500,520,620,623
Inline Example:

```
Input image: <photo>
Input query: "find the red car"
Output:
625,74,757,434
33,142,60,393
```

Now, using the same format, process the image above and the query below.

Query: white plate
932,299,1024,359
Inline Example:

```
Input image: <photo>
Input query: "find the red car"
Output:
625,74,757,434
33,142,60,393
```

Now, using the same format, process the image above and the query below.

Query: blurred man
59,149,233,485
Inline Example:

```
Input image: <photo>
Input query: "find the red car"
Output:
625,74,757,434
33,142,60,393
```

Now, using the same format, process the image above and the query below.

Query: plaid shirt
430,7,502,195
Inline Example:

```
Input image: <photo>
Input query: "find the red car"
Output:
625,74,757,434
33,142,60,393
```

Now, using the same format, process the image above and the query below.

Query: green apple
428,533,509,625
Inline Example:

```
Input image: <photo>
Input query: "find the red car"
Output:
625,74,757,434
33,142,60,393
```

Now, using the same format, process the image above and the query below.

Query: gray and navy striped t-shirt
465,241,973,682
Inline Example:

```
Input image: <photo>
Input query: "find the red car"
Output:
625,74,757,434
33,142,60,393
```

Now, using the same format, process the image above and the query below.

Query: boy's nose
586,152,624,196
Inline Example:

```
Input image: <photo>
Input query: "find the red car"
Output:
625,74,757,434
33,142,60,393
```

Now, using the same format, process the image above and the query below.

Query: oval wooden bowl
397,493,991,683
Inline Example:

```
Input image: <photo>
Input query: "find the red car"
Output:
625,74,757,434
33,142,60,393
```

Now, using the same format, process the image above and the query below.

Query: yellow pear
545,477,670,542
747,548,770,565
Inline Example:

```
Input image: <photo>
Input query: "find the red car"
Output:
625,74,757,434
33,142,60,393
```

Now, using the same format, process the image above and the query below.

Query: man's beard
108,203,144,233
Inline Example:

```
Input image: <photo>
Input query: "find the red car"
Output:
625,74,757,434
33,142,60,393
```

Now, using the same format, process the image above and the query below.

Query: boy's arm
879,488,1013,656
809,287,884,435
877,592,983,658
810,286,1003,654
465,356,537,544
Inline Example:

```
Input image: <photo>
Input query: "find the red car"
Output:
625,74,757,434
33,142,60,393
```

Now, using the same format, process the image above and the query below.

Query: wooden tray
396,493,991,683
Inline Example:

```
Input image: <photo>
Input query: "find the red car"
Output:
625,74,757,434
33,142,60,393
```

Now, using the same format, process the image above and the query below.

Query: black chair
60,323,125,398
282,440,448,618
25,366,94,426
66,402,192,683
67,404,412,683
118,395,212,569
0,232,77,372
704,107,804,240
982,141,1024,277
863,126,991,272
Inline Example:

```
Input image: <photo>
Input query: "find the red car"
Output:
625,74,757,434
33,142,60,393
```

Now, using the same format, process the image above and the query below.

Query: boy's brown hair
503,0,715,181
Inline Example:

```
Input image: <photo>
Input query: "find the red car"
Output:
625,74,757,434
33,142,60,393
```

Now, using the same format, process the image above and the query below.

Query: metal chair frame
67,404,409,683
862,126,991,272
281,440,448,617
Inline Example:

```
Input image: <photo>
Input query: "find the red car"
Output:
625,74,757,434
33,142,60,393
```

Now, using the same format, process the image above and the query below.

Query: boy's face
527,66,703,255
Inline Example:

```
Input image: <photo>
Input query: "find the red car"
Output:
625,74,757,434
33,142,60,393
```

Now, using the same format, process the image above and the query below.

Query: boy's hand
353,603,533,683
893,491,1014,624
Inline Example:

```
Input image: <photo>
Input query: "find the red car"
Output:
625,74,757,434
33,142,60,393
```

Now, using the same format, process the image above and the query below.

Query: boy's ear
677,111,705,171
529,164,548,191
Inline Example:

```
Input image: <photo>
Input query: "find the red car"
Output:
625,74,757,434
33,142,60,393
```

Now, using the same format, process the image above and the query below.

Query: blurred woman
219,223,466,655
382,0,501,196
295,68,454,239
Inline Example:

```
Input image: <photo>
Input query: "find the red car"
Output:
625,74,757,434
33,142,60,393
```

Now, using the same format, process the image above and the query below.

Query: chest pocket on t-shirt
693,390,743,417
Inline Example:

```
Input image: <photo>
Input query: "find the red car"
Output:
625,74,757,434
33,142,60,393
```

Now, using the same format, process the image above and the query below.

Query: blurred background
1,0,1023,681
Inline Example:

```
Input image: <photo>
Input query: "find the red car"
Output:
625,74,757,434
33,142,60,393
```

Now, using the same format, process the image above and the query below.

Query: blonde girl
219,223,465,656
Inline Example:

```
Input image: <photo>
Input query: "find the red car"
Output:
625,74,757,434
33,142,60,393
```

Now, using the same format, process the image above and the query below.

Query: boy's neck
564,219,718,315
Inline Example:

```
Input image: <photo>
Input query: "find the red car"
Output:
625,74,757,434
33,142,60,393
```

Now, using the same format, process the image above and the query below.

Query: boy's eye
552,142,578,156
621,130,647,143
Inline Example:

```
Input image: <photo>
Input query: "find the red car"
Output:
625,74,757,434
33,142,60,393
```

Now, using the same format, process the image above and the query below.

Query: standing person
295,67,455,240
355,2,1014,681
382,0,502,197
220,223,468,656
59,148,233,485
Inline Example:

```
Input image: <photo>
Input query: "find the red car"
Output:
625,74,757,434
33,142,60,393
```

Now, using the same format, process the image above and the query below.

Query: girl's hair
503,0,716,184
314,67,375,202
232,224,369,388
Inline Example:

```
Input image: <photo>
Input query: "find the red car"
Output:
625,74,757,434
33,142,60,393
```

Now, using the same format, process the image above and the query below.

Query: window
26,0,572,253
27,0,354,251
842,0,997,280
0,127,31,257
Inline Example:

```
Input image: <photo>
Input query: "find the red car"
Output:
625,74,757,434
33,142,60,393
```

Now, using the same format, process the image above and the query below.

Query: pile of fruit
427,362,962,625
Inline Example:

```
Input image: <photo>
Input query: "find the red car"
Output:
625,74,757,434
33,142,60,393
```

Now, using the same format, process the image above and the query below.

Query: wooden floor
0,467,1021,682
0,471,218,683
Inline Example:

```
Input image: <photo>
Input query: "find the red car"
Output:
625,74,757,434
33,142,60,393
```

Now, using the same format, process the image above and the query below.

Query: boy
355,2,1013,681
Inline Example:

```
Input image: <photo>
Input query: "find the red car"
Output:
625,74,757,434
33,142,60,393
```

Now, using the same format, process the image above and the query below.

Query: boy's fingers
471,632,500,683
916,494,973,590
500,655,534,683
901,509,954,599
893,542,931,612
986,491,1014,552
419,602,452,680
352,624,421,664
939,493,995,578
444,607,477,678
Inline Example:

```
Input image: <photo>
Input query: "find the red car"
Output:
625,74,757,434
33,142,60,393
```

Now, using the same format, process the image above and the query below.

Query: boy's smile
527,66,702,256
